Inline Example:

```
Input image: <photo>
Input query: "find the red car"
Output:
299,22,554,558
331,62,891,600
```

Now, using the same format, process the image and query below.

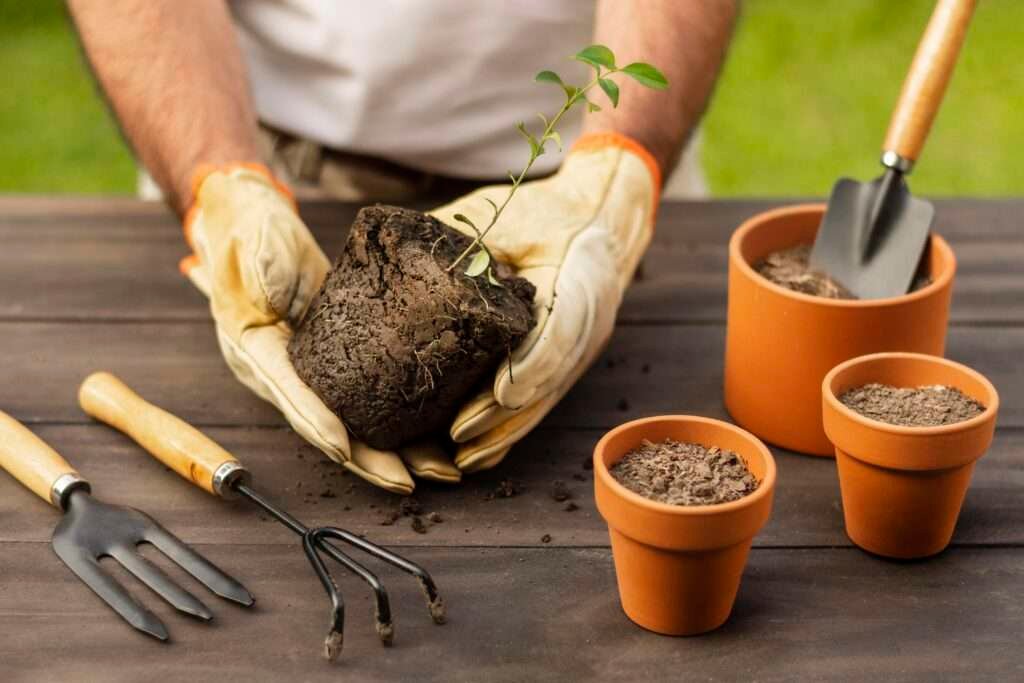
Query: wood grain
1,423,1020,548
0,411,77,506
1,543,1022,682
2,200,1023,324
1,322,1021,428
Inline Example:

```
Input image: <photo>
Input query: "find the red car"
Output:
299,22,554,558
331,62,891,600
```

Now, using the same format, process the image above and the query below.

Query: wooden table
1,197,1021,682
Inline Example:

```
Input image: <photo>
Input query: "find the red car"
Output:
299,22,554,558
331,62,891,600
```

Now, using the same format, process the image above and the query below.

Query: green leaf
516,121,543,158
465,250,490,277
586,99,602,113
621,62,668,90
483,197,498,214
452,213,481,237
536,113,549,129
598,77,620,108
573,44,616,70
546,130,563,151
535,70,577,100
486,267,504,288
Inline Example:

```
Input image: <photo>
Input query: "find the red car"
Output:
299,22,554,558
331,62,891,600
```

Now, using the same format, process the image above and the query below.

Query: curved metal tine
309,527,394,646
302,531,345,662
57,550,169,641
111,546,213,621
142,524,255,606
320,526,446,623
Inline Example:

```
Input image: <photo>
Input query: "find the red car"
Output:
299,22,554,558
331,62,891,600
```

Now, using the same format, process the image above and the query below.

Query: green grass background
2,0,1021,196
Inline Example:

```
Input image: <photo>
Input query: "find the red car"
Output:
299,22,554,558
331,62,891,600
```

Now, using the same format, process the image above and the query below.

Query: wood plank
1,424,1019,548
1,543,1022,681
1,199,1022,324
1,322,1021,428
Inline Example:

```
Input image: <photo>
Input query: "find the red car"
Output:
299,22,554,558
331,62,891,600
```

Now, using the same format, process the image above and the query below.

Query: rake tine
53,546,169,641
321,527,446,624
302,532,346,662
110,546,213,621
143,524,255,606
308,527,395,647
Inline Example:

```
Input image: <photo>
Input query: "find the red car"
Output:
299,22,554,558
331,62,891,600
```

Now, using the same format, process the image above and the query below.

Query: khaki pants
138,124,707,203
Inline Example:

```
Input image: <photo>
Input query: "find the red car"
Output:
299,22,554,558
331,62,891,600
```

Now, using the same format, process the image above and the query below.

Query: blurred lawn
1,0,1021,196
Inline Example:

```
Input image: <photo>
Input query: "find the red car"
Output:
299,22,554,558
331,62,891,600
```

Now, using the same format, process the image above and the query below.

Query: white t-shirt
229,0,595,179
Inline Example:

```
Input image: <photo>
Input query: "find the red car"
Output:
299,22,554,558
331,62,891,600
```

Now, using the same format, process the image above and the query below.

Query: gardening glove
180,164,460,494
430,132,661,472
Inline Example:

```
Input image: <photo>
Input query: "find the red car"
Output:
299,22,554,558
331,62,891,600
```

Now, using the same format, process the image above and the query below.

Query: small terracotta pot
724,204,956,456
594,416,776,635
822,352,999,559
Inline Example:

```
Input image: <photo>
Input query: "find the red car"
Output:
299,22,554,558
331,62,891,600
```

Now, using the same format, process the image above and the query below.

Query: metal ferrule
212,461,251,499
881,150,914,174
50,473,90,510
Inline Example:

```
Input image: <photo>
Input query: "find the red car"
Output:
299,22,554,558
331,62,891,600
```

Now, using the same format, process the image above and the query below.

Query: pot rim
594,415,777,517
822,352,1000,437
730,203,956,308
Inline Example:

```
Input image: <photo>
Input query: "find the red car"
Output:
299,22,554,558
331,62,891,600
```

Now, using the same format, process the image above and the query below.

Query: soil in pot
754,244,930,300
609,438,759,506
288,205,535,450
838,383,985,427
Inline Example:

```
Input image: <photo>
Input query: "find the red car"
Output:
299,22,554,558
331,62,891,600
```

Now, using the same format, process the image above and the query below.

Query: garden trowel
811,0,976,300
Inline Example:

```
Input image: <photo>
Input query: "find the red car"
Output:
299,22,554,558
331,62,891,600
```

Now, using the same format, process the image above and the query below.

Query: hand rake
78,372,445,661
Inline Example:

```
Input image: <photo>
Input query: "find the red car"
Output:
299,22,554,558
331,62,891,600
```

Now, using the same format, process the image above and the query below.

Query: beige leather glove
431,132,661,472
181,164,460,494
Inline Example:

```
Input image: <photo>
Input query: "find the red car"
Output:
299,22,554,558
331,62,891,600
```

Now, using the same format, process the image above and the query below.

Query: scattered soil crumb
610,439,759,506
582,456,593,471
400,498,423,517
411,516,428,534
380,510,400,526
319,489,336,499
427,512,444,524
571,473,586,482
616,398,630,412
641,363,651,374
754,244,930,299
485,479,522,500
563,501,579,512
839,383,985,427
550,480,572,502
541,534,552,544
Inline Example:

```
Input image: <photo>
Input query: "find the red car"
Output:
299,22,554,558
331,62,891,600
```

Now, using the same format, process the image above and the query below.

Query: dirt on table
610,439,759,506
289,205,536,449
754,244,930,300
839,383,986,427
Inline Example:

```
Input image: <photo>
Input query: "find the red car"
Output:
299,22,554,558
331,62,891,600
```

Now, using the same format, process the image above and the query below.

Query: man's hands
432,132,660,471
182,165,460,494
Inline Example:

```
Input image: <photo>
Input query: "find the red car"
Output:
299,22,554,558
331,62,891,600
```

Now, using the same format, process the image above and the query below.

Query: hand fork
0,410,253,640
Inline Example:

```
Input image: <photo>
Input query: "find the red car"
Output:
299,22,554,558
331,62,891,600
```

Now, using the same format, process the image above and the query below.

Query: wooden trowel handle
883,0,976,166
0,411,84,508
79,372,246,498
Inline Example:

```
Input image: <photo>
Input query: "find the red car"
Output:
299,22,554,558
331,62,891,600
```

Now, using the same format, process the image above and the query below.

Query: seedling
447,44,668,283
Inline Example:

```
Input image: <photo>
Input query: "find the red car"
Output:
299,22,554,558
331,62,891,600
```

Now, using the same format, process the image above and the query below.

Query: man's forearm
585,0,737,179
68,0,262,214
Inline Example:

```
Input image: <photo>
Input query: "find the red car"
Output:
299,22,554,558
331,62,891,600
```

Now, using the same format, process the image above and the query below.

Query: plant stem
448,71,611,272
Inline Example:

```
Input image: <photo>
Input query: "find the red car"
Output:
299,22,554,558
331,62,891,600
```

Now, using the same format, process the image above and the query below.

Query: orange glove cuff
570,132,662,200
570,131,662,225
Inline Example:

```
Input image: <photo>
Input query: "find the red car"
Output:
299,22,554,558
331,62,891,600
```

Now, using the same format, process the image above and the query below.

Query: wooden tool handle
883,0,976,164
0,411,82,507
78,372,243,497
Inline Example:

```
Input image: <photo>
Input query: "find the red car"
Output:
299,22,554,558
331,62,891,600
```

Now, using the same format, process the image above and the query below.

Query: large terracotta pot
724,204,956,455
822,352,999,559
594,415,776,635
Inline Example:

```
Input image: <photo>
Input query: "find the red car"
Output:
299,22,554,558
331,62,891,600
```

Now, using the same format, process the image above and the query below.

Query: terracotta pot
594,415,776,635
822,352,999,559
724,203,956,456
